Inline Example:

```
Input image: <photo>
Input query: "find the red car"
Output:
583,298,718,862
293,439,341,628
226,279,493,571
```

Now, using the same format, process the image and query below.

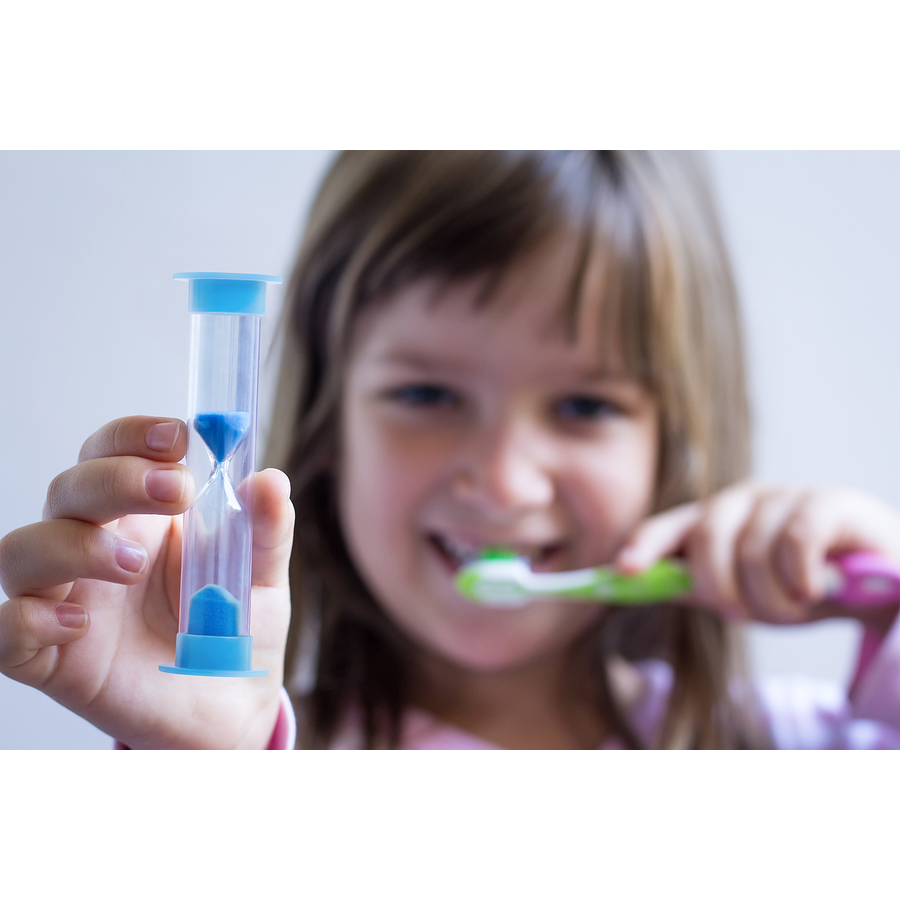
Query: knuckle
77,433,94,463
111,418,128,456
103,458,130,505
44,470,69,519
79,418,127,463
783,492,825,543
735,519,769,573
0,530,21,595
0,596,39,664
735,507,769,564
12,595,38,636
736,534,766,572
73,522,100,565
781,514,811,553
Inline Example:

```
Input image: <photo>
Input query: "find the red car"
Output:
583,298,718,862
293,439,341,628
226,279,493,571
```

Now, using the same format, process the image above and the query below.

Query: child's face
338,237,659,672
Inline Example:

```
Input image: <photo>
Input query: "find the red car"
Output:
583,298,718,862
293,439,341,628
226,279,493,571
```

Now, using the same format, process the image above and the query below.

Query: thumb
250,468,295,590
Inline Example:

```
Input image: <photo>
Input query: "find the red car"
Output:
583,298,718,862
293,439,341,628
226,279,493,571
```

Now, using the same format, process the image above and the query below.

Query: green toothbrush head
455,549,531,605
478,547,521,561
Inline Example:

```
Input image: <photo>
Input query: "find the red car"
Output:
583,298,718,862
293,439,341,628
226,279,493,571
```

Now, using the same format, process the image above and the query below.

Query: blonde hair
265,151,753,748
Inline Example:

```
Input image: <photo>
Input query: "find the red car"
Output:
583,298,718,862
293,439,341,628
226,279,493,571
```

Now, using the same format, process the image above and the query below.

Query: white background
2,150,898,749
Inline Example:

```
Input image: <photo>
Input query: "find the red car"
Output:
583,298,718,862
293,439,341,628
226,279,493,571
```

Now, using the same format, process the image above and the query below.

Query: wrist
236,690,287,750
111,682,294,750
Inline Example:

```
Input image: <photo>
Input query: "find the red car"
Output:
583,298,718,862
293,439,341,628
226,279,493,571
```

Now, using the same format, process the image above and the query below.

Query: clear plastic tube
181,312,258,637
160,272,281,678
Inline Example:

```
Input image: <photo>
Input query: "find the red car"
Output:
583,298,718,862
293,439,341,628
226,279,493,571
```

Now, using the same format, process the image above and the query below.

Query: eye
555,395,621,421
387,384,460,409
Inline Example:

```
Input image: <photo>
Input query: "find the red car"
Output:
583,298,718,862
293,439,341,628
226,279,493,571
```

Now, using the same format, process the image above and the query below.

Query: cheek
340,428,400,560
338,411,443,574
564,432,658,547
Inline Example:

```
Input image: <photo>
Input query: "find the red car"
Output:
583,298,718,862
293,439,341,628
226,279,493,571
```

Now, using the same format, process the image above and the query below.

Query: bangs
354,151,587,298
343,151,657,390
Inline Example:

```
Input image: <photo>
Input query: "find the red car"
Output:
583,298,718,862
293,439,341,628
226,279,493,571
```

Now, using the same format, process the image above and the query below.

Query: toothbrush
455,548,690,606
455,548,900,608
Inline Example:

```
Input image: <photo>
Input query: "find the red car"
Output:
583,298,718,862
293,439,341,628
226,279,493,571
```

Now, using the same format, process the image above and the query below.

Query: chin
424,617,586,674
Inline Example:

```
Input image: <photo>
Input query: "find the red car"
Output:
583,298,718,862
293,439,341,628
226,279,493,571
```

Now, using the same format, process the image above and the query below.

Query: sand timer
160,272,282,677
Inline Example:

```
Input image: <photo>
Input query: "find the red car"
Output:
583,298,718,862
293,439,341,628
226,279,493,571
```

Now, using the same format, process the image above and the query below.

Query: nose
452,414,555,517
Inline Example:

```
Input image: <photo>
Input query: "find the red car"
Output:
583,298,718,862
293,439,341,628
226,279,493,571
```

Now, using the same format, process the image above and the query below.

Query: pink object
266,687,297,750
828,552,900,606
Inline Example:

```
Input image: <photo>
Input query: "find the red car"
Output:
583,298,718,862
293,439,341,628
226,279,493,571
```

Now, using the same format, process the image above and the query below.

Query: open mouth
427,533,564,573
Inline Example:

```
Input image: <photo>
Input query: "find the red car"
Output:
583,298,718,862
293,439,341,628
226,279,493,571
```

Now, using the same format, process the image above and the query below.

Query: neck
407,646,608,750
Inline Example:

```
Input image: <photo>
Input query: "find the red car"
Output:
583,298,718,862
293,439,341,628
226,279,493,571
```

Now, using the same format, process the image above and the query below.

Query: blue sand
187,584,241,637
194,411,250,463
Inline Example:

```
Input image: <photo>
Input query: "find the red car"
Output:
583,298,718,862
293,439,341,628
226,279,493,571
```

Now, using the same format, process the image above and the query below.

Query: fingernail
146,421,180,452
114,539,148,573
145,468,185,503
617,547,645,572
56,603,87,629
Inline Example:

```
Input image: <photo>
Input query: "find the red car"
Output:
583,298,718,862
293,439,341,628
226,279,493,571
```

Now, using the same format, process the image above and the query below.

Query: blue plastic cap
159,633,268,678
173,272,283,316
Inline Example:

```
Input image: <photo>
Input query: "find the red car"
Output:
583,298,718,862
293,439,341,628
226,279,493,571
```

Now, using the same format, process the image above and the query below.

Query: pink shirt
118,614,900,749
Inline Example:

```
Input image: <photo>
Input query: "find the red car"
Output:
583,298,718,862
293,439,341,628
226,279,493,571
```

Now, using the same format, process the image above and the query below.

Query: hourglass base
159,633,268,677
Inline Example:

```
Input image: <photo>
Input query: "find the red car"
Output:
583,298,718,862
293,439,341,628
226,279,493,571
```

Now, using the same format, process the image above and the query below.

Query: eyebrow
372,350,449,371
372,349,634,383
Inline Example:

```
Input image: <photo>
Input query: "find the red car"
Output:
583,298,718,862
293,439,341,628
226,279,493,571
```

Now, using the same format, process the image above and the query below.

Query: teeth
435,535,482,565
433,534,551,566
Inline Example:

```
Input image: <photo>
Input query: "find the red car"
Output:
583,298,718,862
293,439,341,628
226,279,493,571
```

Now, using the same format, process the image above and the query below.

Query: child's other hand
616,482,900,630
0,416,294,748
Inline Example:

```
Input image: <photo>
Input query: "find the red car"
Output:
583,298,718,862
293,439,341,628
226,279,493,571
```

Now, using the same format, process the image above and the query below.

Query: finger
616,502,703,572
683,488,757,620
78,416,188,464
250,469,295,590
0,520,149,600
736,490,807,622
43,456,194,525
778,489,900,599
0,595,90,675
772,493,828,601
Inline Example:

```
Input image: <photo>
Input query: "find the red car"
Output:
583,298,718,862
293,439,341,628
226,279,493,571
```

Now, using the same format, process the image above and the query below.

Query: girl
3,151,900,749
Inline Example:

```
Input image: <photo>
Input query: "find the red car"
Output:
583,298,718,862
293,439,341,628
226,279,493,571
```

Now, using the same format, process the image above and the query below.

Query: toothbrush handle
827,552,900,606
635,553,900,607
